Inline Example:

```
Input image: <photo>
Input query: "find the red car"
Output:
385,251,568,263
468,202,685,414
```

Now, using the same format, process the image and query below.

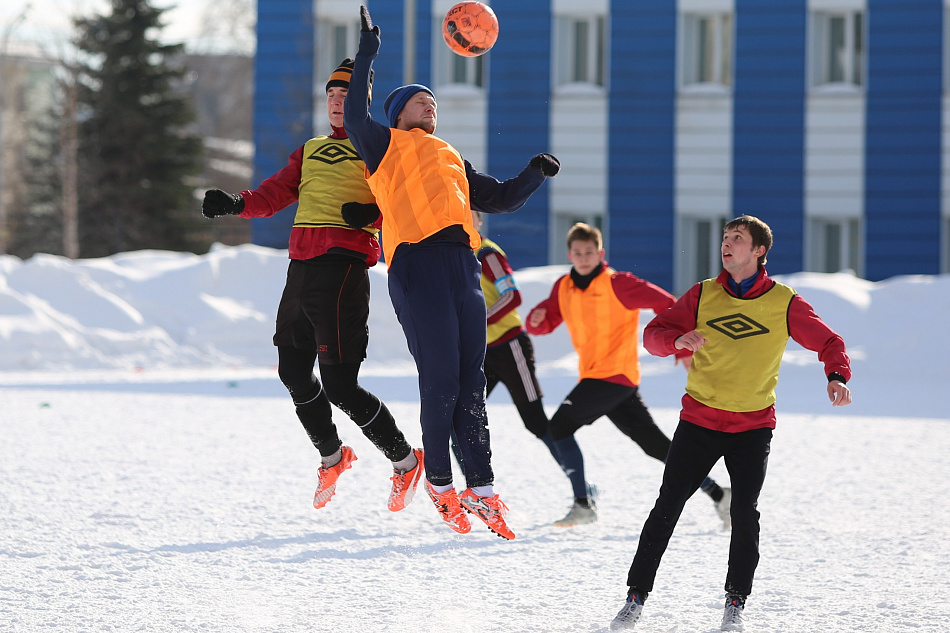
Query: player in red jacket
611,215,852,632
201,59,422,514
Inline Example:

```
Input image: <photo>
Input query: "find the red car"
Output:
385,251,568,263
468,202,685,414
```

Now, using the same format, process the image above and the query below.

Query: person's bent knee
547,415,576,441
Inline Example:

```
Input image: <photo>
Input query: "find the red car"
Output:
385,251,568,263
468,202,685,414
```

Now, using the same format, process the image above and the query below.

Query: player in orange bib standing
343,6,559,539
201,59,423,514
527,223,730,528
610,215,852,632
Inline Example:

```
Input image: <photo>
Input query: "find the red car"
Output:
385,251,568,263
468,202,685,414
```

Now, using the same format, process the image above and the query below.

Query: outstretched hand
530,153,560,177
360,5,379,34
201,189,244,219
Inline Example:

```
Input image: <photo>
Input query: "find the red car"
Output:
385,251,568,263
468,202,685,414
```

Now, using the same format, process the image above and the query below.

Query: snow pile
1,244,946,417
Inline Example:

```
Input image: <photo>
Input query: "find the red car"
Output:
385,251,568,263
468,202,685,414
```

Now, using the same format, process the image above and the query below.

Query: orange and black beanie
326,58,374,103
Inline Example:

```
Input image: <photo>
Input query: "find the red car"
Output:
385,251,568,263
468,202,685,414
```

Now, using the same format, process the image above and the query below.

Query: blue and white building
253,0,949,292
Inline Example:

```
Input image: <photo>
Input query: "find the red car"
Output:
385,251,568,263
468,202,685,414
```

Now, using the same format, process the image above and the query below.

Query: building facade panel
865,0,942,279
251,0,314,248
250,0,948,279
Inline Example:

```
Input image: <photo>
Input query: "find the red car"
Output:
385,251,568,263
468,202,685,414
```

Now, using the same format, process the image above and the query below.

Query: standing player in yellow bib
527,223,729,527
201,59,423,514
611,215,852,632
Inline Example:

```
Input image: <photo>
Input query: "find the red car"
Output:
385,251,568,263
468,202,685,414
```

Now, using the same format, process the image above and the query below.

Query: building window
808,217,861,274
555,14,606,88
433,42,486,89
810,11,864,88
678,216,727,292
316,19,360,89
680,12,733,89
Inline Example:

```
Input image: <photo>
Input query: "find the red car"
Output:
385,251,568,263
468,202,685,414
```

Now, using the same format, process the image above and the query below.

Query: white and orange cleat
388,448,424,512
313,446,357,509
459,488,515,540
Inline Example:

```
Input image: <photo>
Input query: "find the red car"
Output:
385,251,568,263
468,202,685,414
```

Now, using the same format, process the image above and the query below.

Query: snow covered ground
2,244,948,632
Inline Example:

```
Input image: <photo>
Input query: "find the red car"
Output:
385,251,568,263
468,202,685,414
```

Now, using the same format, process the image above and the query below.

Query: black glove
530,153,560,178
202,189,244,218
360,5,379,35
341,201,381,229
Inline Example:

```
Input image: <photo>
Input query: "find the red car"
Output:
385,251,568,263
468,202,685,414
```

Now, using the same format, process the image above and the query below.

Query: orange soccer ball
442,2,499,57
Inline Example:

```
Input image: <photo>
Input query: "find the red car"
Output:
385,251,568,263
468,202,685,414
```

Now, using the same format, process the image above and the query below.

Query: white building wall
674,94,733,291
804,95,865,219
548,95,608,263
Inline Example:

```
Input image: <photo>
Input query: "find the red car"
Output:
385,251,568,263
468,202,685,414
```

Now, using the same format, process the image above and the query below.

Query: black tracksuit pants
626,420,772,598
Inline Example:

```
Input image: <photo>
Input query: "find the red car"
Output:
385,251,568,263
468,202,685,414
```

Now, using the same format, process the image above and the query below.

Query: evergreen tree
73,0,204,257
7,100,65,259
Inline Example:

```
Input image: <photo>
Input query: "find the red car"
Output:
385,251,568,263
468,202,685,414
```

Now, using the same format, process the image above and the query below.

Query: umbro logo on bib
307,142,361,165
706,314,770,340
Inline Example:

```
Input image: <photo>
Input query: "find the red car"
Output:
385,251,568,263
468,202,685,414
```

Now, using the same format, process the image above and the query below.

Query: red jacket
643,268,851,432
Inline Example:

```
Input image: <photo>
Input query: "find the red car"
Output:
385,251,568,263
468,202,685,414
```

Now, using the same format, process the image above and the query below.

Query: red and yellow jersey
643,267,851,432
295,136,377,234
686,278,796,412
366,128,479,265
477,237,524,346
238,131,382,265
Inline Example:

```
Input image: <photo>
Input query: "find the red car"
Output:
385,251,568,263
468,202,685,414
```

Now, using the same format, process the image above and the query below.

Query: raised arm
465,153,558,215
344,6,391,175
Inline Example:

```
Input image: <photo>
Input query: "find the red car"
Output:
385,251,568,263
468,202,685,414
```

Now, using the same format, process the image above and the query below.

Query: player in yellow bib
612,215,852,632
201,59,422,514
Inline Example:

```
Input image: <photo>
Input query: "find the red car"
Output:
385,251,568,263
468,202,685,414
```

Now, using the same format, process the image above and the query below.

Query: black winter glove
341,201,381,229
360,5,379,35
530,153,560,177
202,189,244,219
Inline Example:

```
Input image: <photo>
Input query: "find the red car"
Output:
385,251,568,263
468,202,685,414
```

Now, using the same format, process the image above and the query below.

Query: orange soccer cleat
388,448,424,512
425,481,471,534
313,446,357,509
459,488,515,540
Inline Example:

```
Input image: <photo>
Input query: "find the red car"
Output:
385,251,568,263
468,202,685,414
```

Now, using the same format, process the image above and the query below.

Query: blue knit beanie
383,84,435,128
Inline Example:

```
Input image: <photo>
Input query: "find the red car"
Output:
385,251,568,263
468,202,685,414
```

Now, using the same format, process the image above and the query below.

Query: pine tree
73,0,204,257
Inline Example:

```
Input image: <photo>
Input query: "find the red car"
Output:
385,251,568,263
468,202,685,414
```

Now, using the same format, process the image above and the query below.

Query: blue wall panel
486,1,552,270
733,0,806,275
865,0,942,279
414,1,432,87
251,0,314,248
608,1,677,291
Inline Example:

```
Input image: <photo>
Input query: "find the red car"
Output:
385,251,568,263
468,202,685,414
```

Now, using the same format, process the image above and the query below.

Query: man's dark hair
724,215,772,266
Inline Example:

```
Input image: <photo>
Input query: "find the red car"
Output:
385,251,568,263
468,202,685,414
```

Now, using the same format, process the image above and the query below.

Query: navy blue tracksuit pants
387,241,494,489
